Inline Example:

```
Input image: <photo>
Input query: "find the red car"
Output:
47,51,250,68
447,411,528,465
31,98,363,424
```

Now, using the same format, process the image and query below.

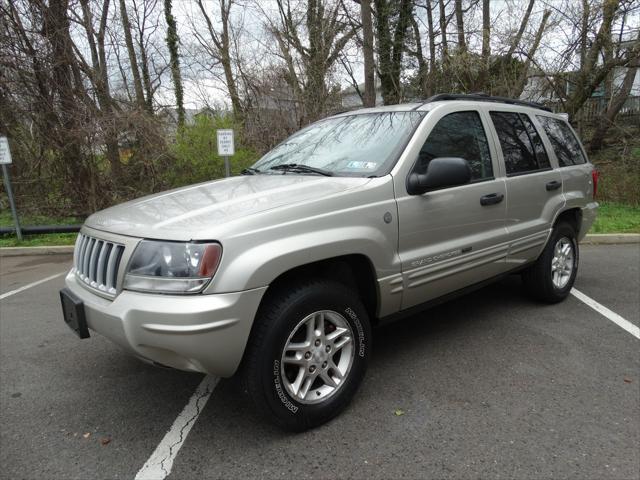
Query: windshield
251,111,425,177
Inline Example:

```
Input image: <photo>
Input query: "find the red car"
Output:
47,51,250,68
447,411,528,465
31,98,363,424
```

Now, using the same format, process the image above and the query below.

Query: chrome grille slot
74,233,125,296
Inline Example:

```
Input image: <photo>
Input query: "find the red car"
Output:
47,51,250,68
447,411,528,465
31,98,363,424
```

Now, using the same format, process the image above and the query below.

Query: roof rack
419,93,552,112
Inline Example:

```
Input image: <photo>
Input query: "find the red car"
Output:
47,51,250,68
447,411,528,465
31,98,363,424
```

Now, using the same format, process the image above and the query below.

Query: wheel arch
553,207,583,235
255,254,380,325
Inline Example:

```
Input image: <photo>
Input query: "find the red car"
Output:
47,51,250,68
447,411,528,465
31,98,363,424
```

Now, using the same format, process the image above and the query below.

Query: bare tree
374,0,413,104
75,0,122,177
589,36,640,151
194,0,244,119
264,0,356,120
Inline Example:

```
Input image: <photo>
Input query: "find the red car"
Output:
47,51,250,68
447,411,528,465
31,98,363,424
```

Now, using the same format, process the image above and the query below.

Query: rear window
536,116,587,166
489,111,550,175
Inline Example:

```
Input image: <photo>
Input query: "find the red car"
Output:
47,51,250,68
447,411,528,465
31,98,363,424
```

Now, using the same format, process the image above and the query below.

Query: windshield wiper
241,167,261,175
269,164,334,177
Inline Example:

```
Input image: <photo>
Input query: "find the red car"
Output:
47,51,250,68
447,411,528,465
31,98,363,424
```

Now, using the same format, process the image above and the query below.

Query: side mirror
407,157,472,195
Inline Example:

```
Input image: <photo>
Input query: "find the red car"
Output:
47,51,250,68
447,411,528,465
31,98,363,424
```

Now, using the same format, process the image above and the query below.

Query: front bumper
64,272,267,376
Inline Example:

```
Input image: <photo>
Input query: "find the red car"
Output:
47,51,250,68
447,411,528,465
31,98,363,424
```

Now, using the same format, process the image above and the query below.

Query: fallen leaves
78,431,111,445
394,409,405,416
623,377,632,384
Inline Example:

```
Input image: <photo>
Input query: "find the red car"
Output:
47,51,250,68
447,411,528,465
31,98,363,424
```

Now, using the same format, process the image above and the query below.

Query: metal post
224,156,231,177
1,163,22,240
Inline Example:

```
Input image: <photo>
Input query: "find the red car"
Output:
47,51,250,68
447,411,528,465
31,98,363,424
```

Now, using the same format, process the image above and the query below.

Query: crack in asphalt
135,375,218,480
158,381,214,476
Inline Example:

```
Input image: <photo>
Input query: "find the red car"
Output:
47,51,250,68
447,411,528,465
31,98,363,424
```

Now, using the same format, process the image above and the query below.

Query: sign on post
0,136,22,240
0,136,12,165
216,129,235,177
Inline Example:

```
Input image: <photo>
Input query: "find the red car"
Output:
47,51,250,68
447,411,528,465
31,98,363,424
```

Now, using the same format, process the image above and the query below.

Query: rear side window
415,111,493,181
536,116,587,166
520,114,550,169
489,111,550,175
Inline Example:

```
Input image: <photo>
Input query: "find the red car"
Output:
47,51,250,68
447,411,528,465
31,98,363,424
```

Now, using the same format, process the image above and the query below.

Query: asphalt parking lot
1,245,638,480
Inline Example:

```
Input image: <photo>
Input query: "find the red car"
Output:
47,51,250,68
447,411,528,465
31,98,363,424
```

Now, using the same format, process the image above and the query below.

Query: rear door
487,109,565,267
535,115,594,218
393,106,510,309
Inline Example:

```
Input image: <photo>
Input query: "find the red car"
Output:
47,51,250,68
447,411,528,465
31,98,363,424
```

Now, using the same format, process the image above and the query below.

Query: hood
85,174,370,240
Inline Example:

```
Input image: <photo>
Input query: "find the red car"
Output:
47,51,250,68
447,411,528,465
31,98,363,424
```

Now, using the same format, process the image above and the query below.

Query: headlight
124,240,222,294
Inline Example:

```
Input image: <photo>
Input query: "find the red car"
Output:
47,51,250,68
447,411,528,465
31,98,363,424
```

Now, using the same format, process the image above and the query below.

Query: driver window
415,111,493,181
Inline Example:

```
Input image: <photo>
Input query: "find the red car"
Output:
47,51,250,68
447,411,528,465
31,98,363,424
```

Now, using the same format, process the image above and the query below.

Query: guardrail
0,225,81,235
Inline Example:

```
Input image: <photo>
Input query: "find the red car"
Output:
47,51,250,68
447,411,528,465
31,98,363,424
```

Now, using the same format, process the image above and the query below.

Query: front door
394,108,510,310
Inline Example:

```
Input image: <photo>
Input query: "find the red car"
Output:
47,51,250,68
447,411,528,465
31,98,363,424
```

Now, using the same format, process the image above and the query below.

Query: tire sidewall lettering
272,359,299,413
344,306,366,358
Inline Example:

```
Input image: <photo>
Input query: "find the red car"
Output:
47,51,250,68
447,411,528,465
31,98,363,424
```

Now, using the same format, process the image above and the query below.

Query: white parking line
135,375,219,480
571,288,640,340
0,272,66,300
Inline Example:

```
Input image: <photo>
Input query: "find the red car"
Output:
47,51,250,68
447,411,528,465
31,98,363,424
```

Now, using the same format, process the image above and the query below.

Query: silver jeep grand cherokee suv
60,94,598,431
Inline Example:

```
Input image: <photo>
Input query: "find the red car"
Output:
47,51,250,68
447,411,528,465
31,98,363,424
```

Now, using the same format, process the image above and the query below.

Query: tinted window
520,114,550,169
253,112,425,177
415,111,493,181
490,111,540,175
536,116,587,166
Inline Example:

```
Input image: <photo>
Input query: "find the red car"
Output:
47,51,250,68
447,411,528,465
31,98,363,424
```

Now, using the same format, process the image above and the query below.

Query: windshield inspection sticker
346,161,377,170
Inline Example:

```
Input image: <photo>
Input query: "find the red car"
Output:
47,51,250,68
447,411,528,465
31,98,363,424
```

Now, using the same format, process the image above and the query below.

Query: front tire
242,279,371,431
522,221,579,303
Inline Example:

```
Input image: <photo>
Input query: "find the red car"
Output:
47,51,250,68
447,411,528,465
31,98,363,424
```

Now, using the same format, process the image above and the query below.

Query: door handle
480,193,504,206
546,180,562,191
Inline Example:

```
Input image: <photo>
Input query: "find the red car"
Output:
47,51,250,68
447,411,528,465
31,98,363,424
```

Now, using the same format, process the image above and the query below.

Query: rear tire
242,279,371,431
522,222,579,303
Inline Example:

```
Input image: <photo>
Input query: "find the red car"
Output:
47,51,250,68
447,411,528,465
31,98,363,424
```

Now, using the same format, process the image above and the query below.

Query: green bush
167,115,259,188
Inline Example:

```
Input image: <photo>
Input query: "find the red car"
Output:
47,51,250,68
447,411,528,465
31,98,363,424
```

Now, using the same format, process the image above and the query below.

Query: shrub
167,115,259,188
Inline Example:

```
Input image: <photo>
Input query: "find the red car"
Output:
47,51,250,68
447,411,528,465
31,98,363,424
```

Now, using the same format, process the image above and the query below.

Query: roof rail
420,93,552,112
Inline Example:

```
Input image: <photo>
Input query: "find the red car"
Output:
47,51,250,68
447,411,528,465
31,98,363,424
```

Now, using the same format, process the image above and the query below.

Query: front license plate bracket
60,288,90,339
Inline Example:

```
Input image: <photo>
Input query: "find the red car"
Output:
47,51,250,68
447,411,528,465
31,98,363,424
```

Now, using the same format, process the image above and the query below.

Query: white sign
0,136,12,165
216,129,235,156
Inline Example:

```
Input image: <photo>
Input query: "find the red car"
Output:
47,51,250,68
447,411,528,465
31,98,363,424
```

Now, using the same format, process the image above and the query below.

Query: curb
1,234,638,257
581,233,640,245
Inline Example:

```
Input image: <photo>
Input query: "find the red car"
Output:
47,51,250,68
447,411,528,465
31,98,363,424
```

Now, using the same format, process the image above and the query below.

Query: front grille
74,233,125,296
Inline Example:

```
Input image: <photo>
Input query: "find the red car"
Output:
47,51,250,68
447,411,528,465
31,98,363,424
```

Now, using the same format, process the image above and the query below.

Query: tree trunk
426,0,436,72
410,15,428,97
589,52,639,152
43,0,92,204
438,0,448,59
119,0,145,108
164,0,185,129
506,0,534,58
566,0,620,120
478,0,490,91
220,0,243,119
454,0,466,53
79,0,121,179
513,10,551,97
361,0,376,107
579,0,589,70
138,33,155,113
